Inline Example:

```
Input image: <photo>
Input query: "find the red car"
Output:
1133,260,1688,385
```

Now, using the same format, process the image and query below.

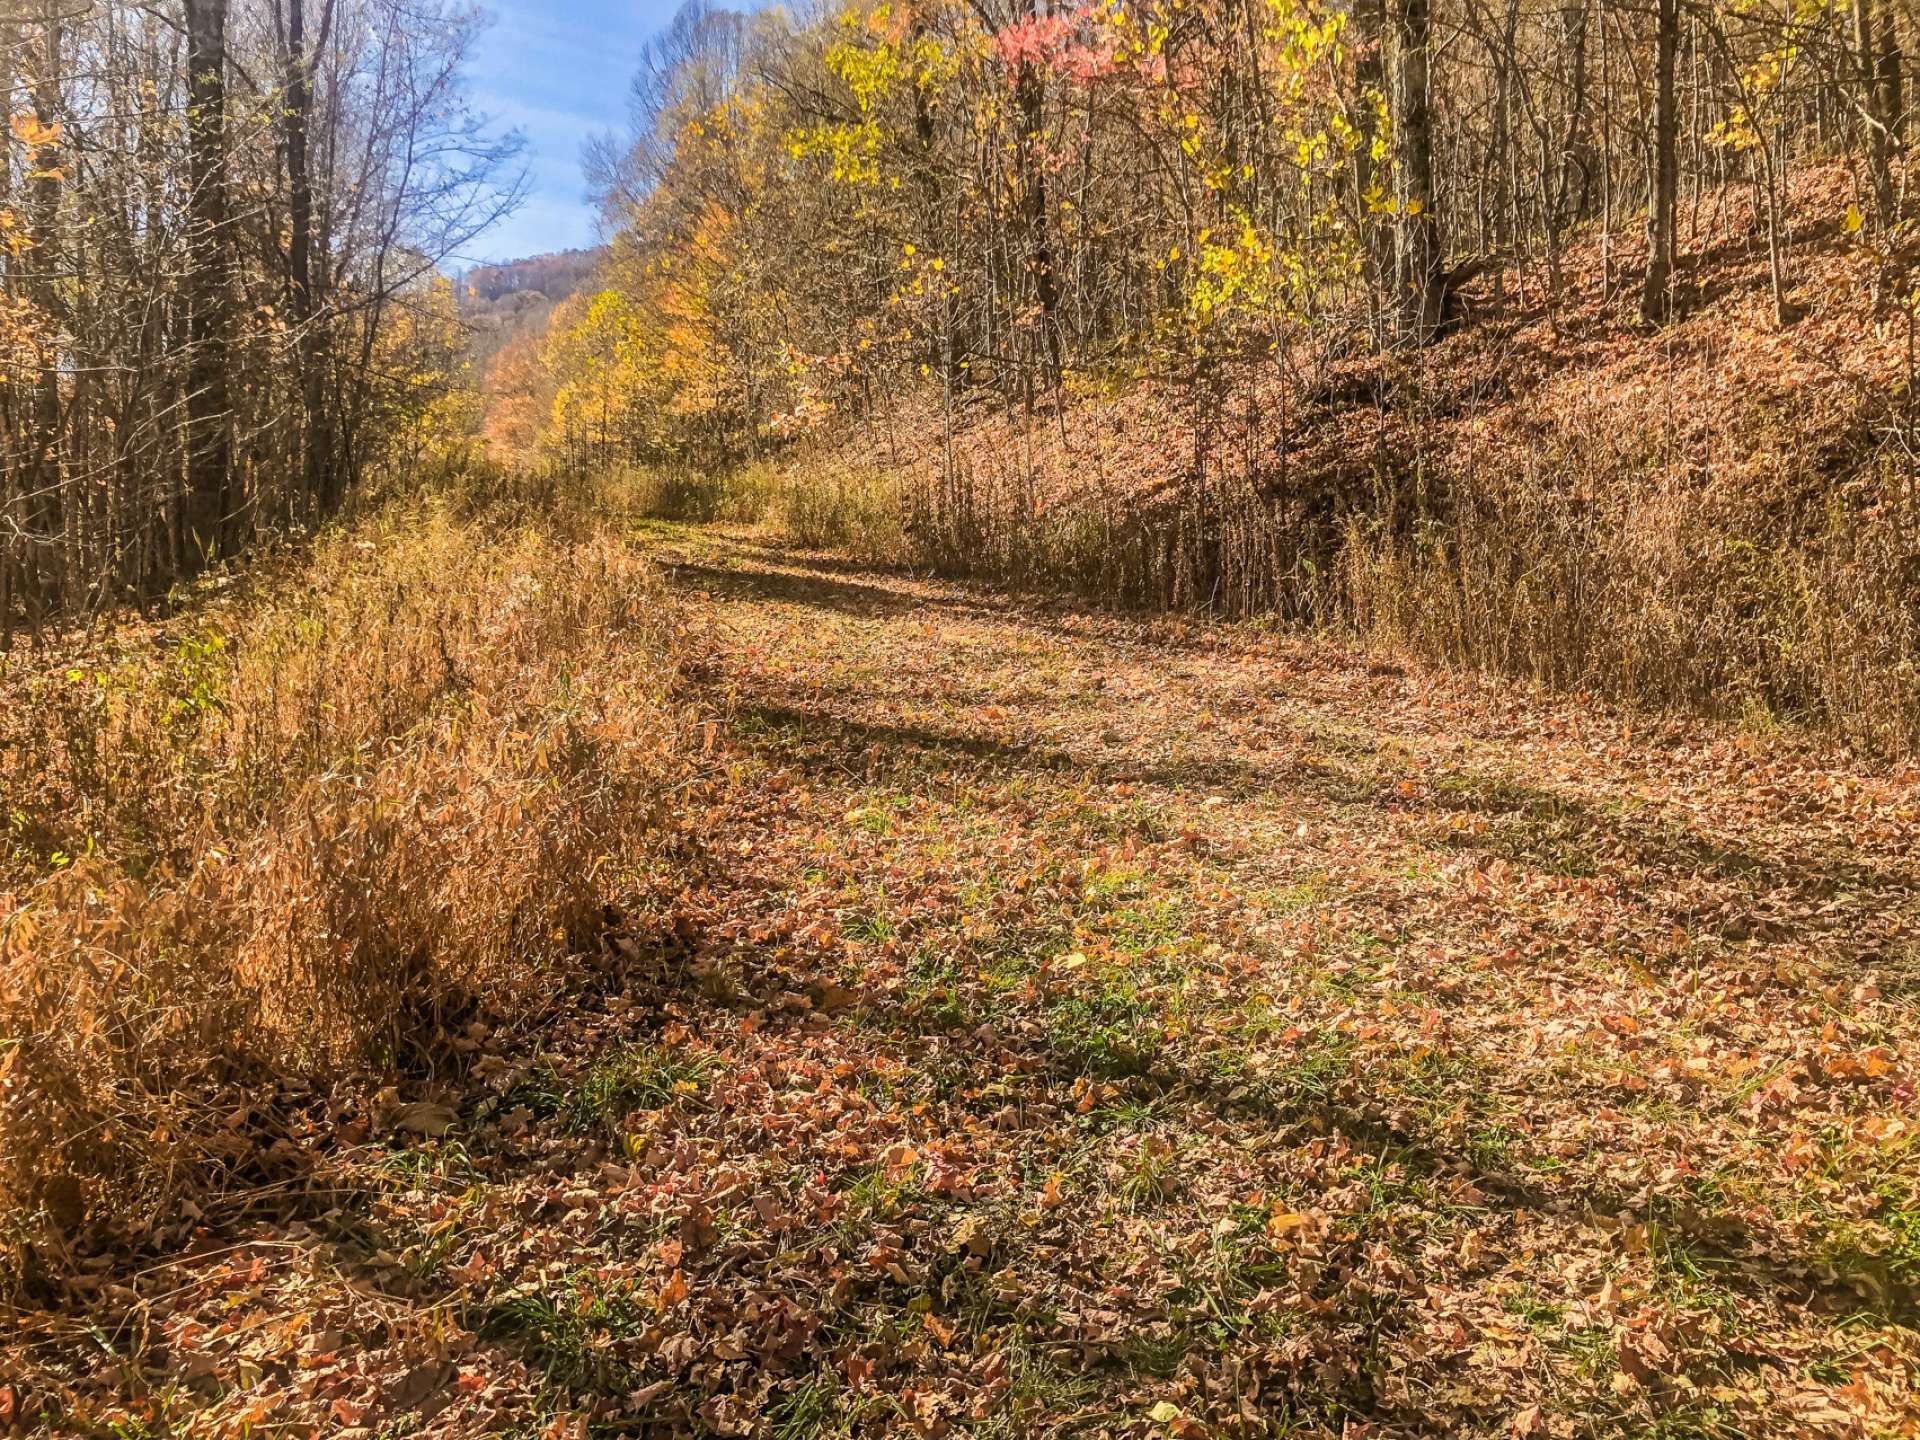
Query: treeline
512,0,1914,465
0,0,515,641
461,248,605,306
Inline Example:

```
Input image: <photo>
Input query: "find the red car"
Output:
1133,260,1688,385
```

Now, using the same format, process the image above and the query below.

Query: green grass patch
502,1043,720,1134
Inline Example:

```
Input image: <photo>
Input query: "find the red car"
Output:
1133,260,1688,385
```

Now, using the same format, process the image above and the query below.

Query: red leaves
1806,1046,1895,1086
677,1201,717,1254
654,1268,689,1310
329,1398,369,1427
992,8,1127,85
1615,1319,1683,1390
843,1349,874,1390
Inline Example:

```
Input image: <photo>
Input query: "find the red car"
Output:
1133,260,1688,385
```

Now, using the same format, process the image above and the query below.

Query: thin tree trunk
280,0,335,521
1013,1,1063,390
1600,0,1614,298
26,7,64,587
1857,0,1895,220
1,8,15,649
1640,0,1679,322
1878,1,1903,151
1353,0,1389,344
184,0,234,565
1392,0,1444,342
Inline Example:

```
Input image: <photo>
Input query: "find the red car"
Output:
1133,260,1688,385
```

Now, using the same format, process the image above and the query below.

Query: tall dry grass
0,489,691,1288
625,455,907,563
1333,406,1920,754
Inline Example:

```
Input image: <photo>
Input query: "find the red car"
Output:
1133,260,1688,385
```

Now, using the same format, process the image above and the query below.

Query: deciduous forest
3,0,1919,1435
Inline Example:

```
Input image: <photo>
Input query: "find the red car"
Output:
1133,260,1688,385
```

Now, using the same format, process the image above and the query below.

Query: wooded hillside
462,249,605,306
491,0,1920,746
521,0,1920,455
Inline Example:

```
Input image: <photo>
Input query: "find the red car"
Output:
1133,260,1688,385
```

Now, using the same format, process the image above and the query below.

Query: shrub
767,459,903,561
620,460,775,525
624,455,905,564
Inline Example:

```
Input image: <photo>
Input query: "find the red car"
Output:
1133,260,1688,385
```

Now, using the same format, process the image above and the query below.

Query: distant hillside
460,248,605,307
459,247,607,372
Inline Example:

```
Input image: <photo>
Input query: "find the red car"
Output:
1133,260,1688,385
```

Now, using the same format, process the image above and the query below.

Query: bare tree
182,0,233,562
0,0,519,627
1641,0,1679,321
1393,0,1445,341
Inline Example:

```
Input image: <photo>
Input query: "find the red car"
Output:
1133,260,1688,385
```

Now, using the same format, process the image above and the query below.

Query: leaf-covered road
622,525,1920,1438
20,525,1920,1438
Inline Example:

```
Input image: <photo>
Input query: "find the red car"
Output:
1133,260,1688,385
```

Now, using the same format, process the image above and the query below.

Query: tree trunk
1856,0,1895,221
283,0,316,333
1556,0,1596,229
1013,1,1063,390
184,0,234,565
1640,0,1679,322
25,9,64,571
1,8,14,649
1877,1,1903,152
280,0,335,520
1391,0,1444,343
1352,0,1391,344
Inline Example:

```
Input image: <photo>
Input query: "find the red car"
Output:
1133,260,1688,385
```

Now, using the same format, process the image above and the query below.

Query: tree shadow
739,691,1915,952
663,547,1212,655
733,700,1272,798
663,558,933,620
1419,769,1918,942
676,533,1916,959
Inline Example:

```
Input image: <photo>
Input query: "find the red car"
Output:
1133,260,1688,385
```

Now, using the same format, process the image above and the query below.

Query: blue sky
464,1,685,263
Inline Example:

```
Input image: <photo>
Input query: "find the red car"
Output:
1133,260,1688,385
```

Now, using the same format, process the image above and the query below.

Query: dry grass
1336,435,1920,752
765,457,904,562
627,454,906,563
619,461,773,525
0,487,691,1291
658,410,1920,752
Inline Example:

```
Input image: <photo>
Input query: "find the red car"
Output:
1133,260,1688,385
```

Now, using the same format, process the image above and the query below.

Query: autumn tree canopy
519,0,1912,471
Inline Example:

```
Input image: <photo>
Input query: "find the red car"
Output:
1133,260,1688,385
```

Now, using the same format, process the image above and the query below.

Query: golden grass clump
622,455,905,564
765,459,904,563
0,498,690,1282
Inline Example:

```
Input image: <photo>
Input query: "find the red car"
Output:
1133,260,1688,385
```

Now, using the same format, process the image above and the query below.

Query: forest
3,0,1919,1436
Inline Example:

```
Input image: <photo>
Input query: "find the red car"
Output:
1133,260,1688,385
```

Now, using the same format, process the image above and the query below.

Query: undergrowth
615,454,906,564
0,477,693,1292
